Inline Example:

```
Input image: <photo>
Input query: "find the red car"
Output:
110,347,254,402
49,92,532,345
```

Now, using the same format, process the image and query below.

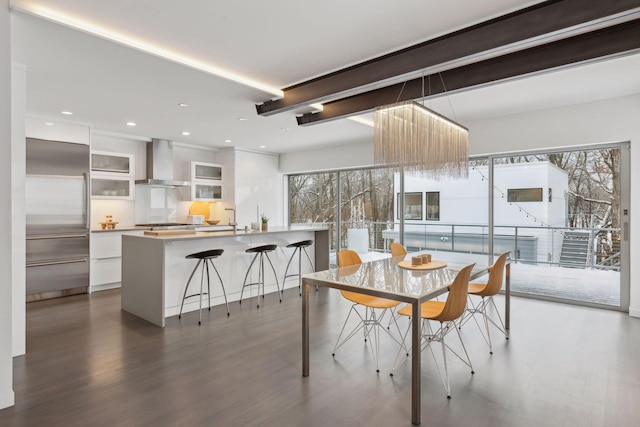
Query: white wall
11,64,25,357
279,94,640,316
279,141,373,174
1,0,15,410
232,149,281,228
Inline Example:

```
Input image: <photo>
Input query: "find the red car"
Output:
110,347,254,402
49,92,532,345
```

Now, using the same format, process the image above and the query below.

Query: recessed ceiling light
181,131,190,136
44,122,54,126
237,117,248,121
280,128,288,132
61,111,73,115
259,145,266,149
126,122,137,127
224,139,232,143
178,103,189,107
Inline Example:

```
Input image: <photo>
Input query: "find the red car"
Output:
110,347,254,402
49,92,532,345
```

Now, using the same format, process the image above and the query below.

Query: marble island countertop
137,225,328,241
91,224,238,233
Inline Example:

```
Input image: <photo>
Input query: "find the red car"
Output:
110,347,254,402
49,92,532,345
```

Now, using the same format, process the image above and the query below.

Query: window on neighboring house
507,187,543,202
397,192,422,220
426,191,440,221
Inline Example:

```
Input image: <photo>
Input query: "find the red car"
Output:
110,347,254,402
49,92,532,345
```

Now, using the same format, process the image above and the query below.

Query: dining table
301,251,510,425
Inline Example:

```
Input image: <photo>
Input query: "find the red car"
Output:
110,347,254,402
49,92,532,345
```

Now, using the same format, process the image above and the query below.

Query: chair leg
281,247,297,298
333,305,364,356
205,261,211,311
487,296,508,338
390,319,413,374
198,260,205,325
179,259,202,319
258,254,264,308
240,253,259,304
482,297,494,354
209,260,230,316
264,252,281,302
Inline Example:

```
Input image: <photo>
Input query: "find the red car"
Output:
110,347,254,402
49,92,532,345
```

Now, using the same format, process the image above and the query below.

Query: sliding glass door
492,144,629,309
286,142,629,311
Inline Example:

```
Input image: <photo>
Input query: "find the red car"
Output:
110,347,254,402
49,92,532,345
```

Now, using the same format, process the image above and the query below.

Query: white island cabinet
121,226,329,327
90,228,145,292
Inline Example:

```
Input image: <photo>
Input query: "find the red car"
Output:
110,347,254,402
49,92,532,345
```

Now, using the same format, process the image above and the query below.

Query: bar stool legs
282,240,315,297
239,244,280,308
179,249,229,325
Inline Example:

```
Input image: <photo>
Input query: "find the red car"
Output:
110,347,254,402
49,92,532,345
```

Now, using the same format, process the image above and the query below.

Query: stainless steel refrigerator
26,137,90,301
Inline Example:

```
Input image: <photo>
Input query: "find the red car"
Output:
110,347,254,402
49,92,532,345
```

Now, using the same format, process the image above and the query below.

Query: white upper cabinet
188,161,223,201
193,162,222,181
91,151,135,199
91,151,133,175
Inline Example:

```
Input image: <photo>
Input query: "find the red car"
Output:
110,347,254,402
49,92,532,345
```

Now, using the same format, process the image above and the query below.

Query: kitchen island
121,226,329,326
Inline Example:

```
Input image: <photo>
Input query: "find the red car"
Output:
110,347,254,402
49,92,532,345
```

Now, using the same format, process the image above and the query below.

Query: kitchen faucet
225,206,237,227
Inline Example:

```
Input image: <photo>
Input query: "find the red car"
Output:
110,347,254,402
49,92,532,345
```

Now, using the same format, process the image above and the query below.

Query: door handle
84,172,90,229
27,233,88,240
26,257,88,267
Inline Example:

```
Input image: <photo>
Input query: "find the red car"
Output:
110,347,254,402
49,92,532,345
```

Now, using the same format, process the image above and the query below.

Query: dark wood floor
1,287,639,426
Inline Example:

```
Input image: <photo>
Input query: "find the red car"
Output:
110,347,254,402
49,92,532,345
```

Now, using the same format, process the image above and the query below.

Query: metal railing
293,220,621,271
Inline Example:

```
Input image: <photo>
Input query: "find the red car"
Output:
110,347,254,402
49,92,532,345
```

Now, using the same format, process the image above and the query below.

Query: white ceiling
9,0,640,154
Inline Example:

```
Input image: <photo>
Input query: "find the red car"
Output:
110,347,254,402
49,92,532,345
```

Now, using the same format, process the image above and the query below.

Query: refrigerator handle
84,172,90,229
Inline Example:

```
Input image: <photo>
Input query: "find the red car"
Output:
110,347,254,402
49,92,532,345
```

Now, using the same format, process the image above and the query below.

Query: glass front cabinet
189,161,223,201
91,151,135,200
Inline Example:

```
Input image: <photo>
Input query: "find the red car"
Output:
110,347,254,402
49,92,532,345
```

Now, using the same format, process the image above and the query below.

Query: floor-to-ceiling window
288,167,394,265
288,171,338,254
286,142,630,311
492,144,629,309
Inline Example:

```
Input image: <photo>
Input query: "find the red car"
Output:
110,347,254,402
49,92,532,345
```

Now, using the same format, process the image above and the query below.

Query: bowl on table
206,219,221,225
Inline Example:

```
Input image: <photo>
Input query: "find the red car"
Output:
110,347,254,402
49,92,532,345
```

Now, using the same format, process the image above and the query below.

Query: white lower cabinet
90,230,144,292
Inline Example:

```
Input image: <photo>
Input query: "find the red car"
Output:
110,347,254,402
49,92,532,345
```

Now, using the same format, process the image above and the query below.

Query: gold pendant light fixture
373,76,469,178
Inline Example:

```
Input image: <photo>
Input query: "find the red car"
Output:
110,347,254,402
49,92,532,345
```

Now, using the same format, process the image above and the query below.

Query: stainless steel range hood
135,139,190,187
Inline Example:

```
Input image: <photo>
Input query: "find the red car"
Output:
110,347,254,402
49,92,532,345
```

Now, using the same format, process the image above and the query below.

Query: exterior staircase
559,231,590,268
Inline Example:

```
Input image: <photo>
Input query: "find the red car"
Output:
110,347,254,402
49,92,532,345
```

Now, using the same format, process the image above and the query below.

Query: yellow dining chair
463,252,509,354
392,263,476,398
389,242,407,257
333,250,403,372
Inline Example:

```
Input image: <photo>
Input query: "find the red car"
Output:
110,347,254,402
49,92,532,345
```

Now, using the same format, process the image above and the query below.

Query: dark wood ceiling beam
296,19,640,126
257,0,640,116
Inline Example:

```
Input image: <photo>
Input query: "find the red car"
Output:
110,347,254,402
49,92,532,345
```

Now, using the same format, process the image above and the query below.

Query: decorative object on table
261,214,269,231
186,214,205,225
411,256,422,266
373,75,468,178
421,253,432,263
99,214,118,230
398,260,447,270
190,201,222,225
189,201,211,218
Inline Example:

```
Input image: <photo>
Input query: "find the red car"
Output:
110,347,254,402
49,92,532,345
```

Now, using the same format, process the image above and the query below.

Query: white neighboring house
384,161,569,264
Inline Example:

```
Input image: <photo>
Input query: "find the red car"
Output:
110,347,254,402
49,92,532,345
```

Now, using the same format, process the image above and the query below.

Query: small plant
261,214,269,223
